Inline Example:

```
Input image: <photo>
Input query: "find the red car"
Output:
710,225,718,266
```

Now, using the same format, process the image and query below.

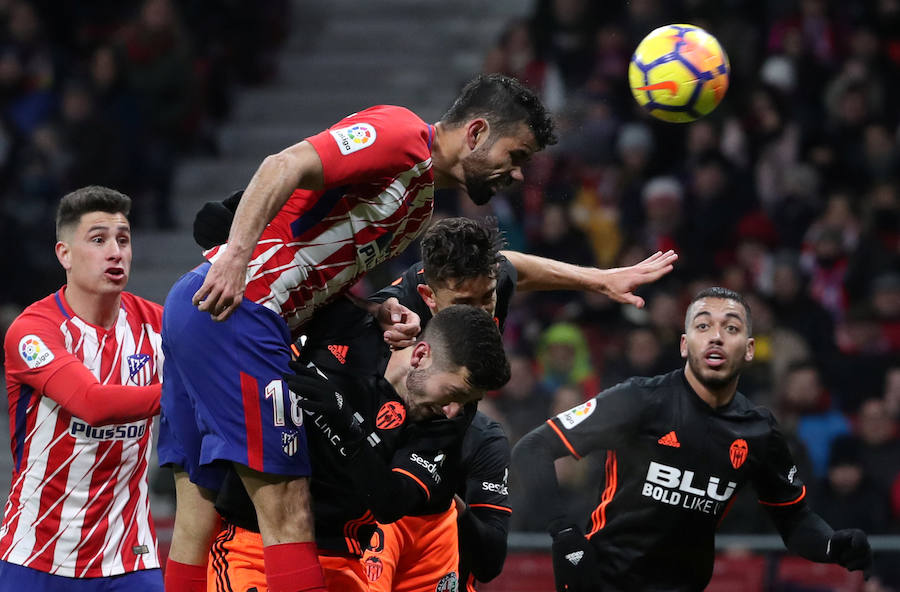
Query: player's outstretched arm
500,249,677,308
192,141,325,321
512,425,603,592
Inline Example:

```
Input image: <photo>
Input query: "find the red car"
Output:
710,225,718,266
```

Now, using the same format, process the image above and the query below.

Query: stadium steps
128,0,529,304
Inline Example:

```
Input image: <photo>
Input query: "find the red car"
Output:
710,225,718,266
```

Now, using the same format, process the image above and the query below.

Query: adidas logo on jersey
565,551,584,566
658,431,680,447
328,344,348,364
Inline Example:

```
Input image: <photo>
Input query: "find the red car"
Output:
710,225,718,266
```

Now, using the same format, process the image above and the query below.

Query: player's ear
744,337,755,362
55,241,72,271
466,118,490,151
417,284,438,313
679,334,688,359
409,341,432,369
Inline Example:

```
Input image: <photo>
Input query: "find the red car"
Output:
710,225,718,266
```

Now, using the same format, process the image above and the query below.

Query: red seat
774,556,864,592
706,553,767,592
479,553,555,592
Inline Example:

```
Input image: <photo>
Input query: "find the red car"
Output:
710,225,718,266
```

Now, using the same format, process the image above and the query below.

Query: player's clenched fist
551,525,602,591
828,529,873,574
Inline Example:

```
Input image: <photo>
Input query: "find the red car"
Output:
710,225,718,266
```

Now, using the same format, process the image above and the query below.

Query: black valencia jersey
546,369,807,591
215,299,463,555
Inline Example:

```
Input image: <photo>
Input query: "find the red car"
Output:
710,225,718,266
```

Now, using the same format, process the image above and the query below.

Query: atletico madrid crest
729,439,748,469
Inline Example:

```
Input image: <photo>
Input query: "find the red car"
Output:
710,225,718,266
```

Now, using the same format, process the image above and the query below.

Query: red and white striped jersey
1,289,163,577
204,105,436,335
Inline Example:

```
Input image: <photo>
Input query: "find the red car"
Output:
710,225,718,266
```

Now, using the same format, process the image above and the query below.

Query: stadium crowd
0,0,290,310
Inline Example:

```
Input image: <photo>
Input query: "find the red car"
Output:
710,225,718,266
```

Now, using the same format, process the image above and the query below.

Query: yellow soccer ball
628,24,730,123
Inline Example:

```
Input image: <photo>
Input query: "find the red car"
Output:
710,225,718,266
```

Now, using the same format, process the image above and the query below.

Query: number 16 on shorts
265,380,304,427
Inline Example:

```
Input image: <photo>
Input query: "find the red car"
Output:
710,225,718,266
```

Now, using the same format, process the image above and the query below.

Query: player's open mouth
105,267,126,280
704,349,726,368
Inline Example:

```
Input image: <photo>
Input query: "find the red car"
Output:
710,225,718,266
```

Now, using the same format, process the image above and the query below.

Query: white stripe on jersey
1,398,62,562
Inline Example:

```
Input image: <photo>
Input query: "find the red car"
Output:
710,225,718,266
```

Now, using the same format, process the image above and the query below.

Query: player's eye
117,236,130,246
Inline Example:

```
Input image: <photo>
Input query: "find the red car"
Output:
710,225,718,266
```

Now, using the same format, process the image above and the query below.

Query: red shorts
206,524,366,592
362,505,459,592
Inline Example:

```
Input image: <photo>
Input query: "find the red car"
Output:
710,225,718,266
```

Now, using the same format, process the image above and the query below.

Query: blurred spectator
830,305,894,412
117,0,193,228
769,253,836,357
0,1,57,137
601,325,670,388
885,366,900,421
871,273,900,351
814,435,891,534
856,398,900,496
530,0,599,90
483,18,565,113
776,361,851,478
55,79,127,192
495,353,553,445
535,322,600,401
802,226,850,321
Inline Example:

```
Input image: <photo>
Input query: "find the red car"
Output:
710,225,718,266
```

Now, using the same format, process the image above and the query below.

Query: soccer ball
628,24,730,123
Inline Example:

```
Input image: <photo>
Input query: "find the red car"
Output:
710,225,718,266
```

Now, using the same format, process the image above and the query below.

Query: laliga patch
330,123,377,155
19,335,54,369
557,399,595,430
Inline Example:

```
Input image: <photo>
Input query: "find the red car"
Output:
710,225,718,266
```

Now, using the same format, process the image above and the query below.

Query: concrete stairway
129,0,529,304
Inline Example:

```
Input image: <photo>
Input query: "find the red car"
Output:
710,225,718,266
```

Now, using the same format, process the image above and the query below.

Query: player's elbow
472,545,508,582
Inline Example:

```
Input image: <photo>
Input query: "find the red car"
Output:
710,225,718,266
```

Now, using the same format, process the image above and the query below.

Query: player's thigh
391,510,460,592
362,524,402,592
207,524,266,592
164,268,311,479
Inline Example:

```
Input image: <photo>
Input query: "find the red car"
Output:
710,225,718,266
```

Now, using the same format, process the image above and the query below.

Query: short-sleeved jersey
370,255,517,333
204,105,436,335
1,289,163,578
546,369,806,591
214,299,461,555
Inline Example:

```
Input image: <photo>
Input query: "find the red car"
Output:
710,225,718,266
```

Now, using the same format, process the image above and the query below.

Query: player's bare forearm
501,250,677,308
193,141,325,319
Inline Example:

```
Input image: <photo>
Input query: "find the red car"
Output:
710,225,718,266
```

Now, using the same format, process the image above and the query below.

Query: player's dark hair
56,185,131,239
421,217,505,289
440,73,557,150
686,287,753,335
423,304,510,391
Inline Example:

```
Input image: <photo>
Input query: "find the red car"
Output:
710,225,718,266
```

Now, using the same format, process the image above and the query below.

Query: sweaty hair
440,73,557,150
685,287,753,335
421,217,505,289
423,304,510,391
56,185,131,240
